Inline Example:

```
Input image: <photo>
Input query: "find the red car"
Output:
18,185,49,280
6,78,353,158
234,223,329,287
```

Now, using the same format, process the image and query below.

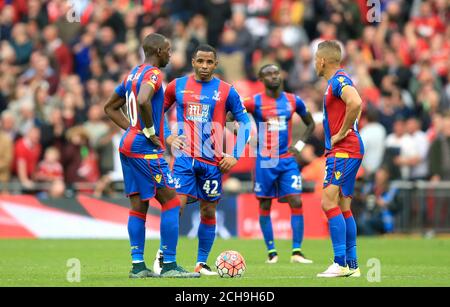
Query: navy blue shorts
172,156,222,202
254,156,302,201
323,156,362,197
120,153,175,201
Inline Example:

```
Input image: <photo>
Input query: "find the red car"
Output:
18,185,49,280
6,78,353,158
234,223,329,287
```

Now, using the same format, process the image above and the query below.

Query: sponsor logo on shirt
268,116,287,131
186,102,210,123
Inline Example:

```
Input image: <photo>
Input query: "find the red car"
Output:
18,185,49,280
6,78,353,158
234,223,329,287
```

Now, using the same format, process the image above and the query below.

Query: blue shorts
323,156,362,197
120,153,175,201
254,156,302,201
172,156,222,202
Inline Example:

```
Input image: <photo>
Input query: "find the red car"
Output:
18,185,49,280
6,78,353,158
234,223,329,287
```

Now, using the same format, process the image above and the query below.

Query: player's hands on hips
288,145,301,156
171,135,187,150
331,129,352,148
219,156,237,173
143,126,162,148
148,135,162,148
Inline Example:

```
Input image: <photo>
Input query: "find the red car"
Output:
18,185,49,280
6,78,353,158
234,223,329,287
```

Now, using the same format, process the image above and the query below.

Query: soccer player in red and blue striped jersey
315,40,364,278
244,64,315,265
104,33,199,278
161,44,251,275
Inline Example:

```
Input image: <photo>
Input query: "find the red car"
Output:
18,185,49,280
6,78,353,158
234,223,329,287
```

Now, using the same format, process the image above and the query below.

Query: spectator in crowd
429,112,450,181
406,117,430,180
13,126,42,190
0,110,17,141
360,108,387,178
35,146,65,198
0,0,447,204
0,4,15,41
354,167,399,235
19,51,58,94
288,45,317,91
62,125,100,187
10,22,33,65
93,122,124,198
204,0,232,48
83,104,109,150
0,112,13,193
39,107,66,154
83,104,114,178
218,27,246,82
228,9,255,79
385,117,417,180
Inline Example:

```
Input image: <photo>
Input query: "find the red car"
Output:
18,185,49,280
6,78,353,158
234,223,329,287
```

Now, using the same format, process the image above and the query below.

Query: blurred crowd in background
0,0,449,234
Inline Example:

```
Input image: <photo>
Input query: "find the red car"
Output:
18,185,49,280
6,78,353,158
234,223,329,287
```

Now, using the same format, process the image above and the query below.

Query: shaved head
316,40,342,64
142,33,171,67
142,33,168,58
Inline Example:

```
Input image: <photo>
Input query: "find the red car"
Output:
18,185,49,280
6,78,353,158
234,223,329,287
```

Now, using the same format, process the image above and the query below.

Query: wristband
142,126,156,138
294,140,306,153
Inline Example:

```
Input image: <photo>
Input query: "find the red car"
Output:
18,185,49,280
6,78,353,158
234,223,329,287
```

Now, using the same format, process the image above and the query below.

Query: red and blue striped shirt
114,63,166,158
164,75,250,165
244,92,307,158
323,69,365,158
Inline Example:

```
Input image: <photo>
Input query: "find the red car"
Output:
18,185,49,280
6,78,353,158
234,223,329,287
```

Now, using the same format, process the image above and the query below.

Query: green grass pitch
1,237,449,286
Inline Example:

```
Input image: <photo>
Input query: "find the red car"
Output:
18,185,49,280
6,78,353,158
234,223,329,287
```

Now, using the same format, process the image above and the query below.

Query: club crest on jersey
173,177,181,189
212,90,221,101
338,76,347,86
154,174,162,183
151,74,158,83
334,171,342,180
167,173,174,184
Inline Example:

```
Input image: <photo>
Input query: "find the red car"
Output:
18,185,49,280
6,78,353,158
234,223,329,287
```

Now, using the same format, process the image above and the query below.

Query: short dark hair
365,107,379,123
192,44,217,59
142,33,167,58
258,64,279,77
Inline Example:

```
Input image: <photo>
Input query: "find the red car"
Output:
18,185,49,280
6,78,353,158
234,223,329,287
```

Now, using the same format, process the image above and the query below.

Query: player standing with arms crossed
314,41,364,277
156,44,251,275
242,64,315,264
104,33,199,278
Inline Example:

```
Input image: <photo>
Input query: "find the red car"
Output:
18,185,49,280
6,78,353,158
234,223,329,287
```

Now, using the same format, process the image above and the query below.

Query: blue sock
325,207,346,267
197,216,216,264
128,211,146,263
160,198,181,263
259,209,276,253
344,210,358,269
291,207,304,250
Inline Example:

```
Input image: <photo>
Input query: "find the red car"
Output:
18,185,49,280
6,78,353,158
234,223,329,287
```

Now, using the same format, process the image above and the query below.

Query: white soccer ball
215,250,246,278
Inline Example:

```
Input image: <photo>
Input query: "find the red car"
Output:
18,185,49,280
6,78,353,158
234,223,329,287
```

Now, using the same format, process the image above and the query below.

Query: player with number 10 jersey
115,62,175,198
105,33,199,278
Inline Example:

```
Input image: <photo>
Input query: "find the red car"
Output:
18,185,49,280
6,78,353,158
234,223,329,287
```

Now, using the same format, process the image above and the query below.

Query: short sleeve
242,96,255,114
114,82,126,98
331,75,354,98
295,95,307,116
226,86,247,120
164,80,177,111
143,67,163,92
